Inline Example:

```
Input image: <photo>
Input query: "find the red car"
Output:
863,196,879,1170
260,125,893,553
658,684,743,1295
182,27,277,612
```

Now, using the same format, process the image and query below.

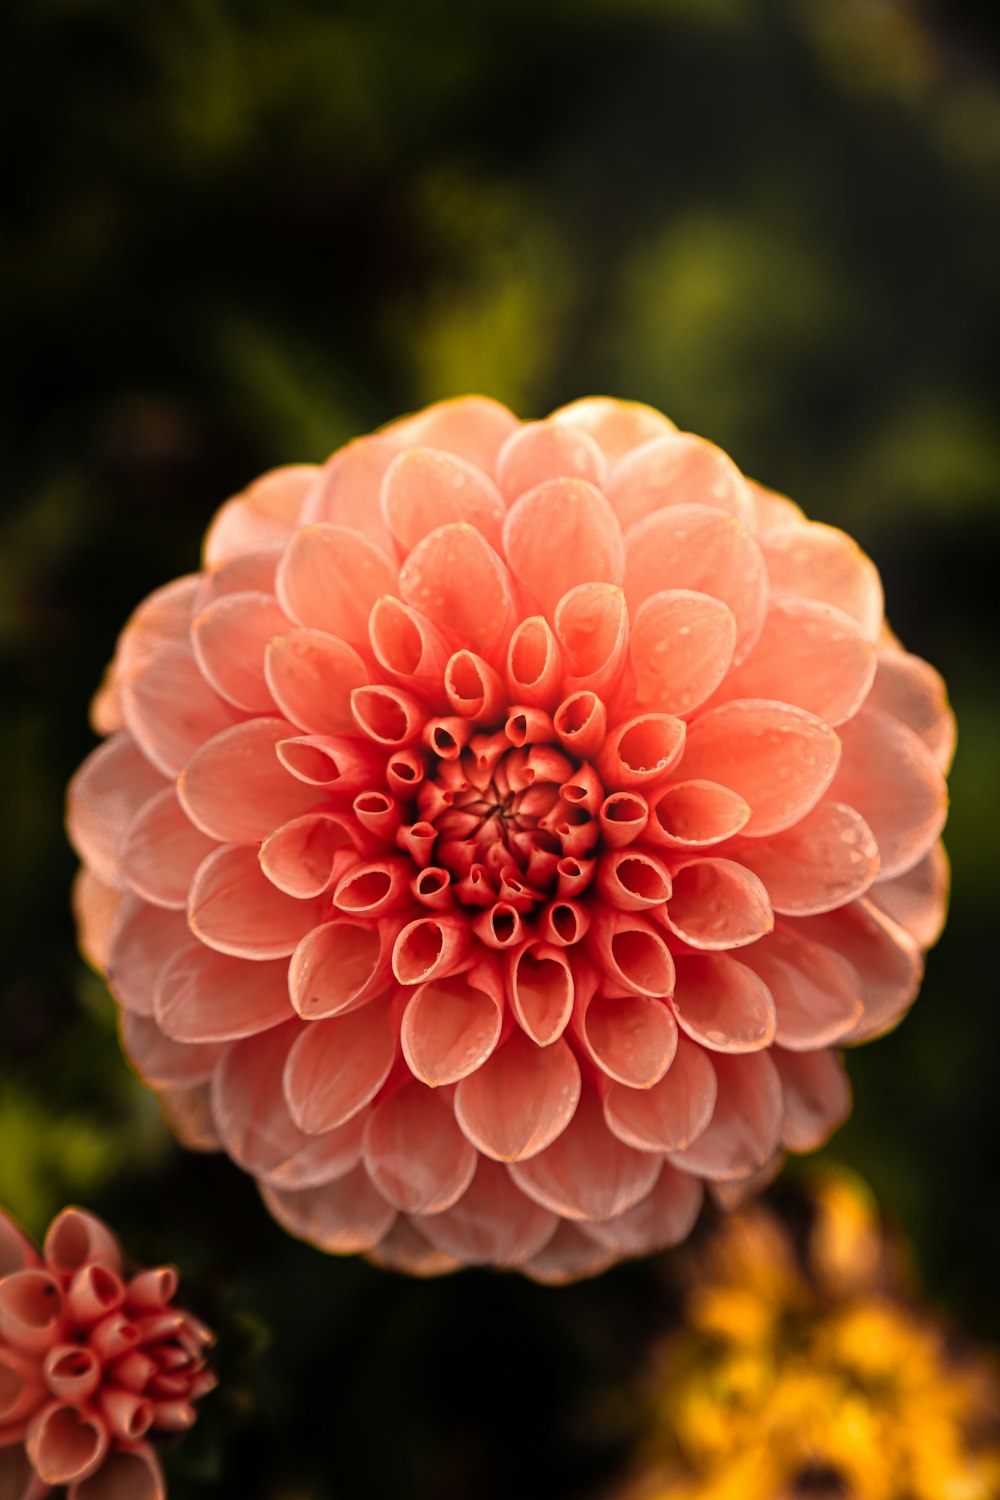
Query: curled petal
444,650,506,722
121,787,216,909
155,946,292,1043
284,1005,396,1133
830,706,948,880
586,910,675,998
1,1344,46,1425
400,523,514,657
415,1159,558,1267
363,1083,477,1216
277,523,398,647
508,944,574,1045
679,700,841,838
350,685,423,748
189,844,325,960
289,920,392,1019
579,1163,703,1257
192,590,289,712
260,1165,396,1255
867,647,956,772
276,733,382,793
630,590,736,718
549,396,676,463
496,419,606,501
553,691,607,760
509,1088,661,1222
108,899,192,1016
179,718,319,843
661,858,773,950
381,446,506,551
333,856,412,919
0,1270,64,1353
595,713,686,790
26,1402,108,1486
69,1442,165,1500
505,616,563,708
66,734,166,888
260,812,355,899
761,520,883,639
670,954,776,1052
867,843,950,949
554,583,630,697
42,1344,101,1406
45,1208,121,1279
455,1031,581,1162
392,915,474,986
401,969,503,1086
595,848,672,912
503,478,625,619
717,598,876,727
646,779,751,850
576,992,678,1088
264,628,368,736
203,464,316,566
598,792,649,849
120,646,243,777
774,1046,852,1152
669,1050,783,1181
604,1034,717,1152
64,1265,124,1329
369,596,455,710
733,801,880,916
608,432,754,530
0,1213,39,1279
737,926,863,1052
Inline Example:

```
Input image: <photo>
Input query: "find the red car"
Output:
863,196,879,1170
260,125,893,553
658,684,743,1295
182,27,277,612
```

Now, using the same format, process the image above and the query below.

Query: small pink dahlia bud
0,1206,214,1500
67,396,953,1282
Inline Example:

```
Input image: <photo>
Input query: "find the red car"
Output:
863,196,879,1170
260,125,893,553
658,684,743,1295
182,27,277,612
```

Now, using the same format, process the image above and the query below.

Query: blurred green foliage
2,1,999,1496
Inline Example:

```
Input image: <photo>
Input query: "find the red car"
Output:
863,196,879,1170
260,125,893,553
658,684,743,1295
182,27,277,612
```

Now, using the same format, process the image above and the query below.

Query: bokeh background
2,1,999,1495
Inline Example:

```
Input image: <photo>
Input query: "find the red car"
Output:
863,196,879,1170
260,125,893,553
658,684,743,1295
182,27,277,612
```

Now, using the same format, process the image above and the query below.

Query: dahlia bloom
67,396,953,1281
0,1205,214,1500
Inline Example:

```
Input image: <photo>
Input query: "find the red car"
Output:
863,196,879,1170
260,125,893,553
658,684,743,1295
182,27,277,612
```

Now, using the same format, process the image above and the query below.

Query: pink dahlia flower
0,1205,214,1500
67,397,953,1283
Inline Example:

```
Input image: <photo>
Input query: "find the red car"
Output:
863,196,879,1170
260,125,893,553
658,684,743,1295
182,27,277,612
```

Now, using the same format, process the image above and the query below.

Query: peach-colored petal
264,627,369,736
188,844,325,959
496,419,607,502
774,1046,851,1152
276,523,398,647
595,848,672,912
761,521,883,639
203,465,317,566
276,733,382,794
298,433,398,553
260,1165,396,1254
503,478,625,620
283,1004,396,1133
414,1159,558,1267
26,1402,108,1485
549,396,676,463
288,919,391,1019
120,787,217,909
669,1051,783,1181
157,1082,222,1151
107,899,192,1016
596,713,686,790
401,969,502,1086
793,900,922,1044
259,812,354,899
0,1271,63,1353
630,590,737,718
608,432,754,530
72,869,126,972
400,523,514,657
115,575,201,676
365,1217,461,1278
0,1444,43,1500
120,646,244,777
155,945,291,1042
603,1034,717,1153
63,1264,124,1328
391,915,474,986
508,944,574,1046
382,395,518,471
0,1345,44,1430
191,590,289,712
578,1162,703,1257
867,647,956,772
519,1220,619,1285
368,597,456,712
830,706,947,880
679,700,841,838
363,1082,477,1215
119,1011,224,1088
748,479,805,531
624,505,768,665
867,842,950,949
645,780,751,849
671,954,776,1052
454,1030,581,1162
179,718,319,843
586,910,676,998
505,615,564,707
733,801,879,917
66,733,166,888
577,992,678,1088
736,926,863,1052
662,859,773,950
553,582,630,698
597,793,650,850
381,446,506,552
0,1213,39,1278
198,545,281,607
70,1443,165,1500
509,1087,661,1222
350,684,423,747
708,1151,785,1210
716,598,876,727
443,651,506,722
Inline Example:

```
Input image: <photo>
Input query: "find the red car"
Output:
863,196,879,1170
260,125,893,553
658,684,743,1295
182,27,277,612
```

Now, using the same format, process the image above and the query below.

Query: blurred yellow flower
615,1171,1000,1500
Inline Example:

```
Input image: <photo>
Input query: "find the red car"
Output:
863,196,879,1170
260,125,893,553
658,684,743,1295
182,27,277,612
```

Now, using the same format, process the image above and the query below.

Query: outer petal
179,718,319,844
830,706,947,880
737,925,863,1052
363,1083,477,1216
283,1004,396,1134
774,1045,852,1152
503,478,625,619
731,801,880,917
299,434,398,552
399,524,514,657
792,900,922,1044
119,1011,225,1088
670,954,776,1053
603,1034,717,1153
508,1087,661,1222
260,1165,396,1254
107,899,193,1016
191,590,290,712
121,787,217,909
578,1162,703,1257
203,465,317,565
382,396,518,471
414,1159,558,1267
66,734,166,888
607,432,754,530
519,1221,618,1286
400,970,503,1086
669,1051,783,1182
70,1443,165,1500
120,646,243,777
496,419,607,502
760,521,883,639
276,524,398,648
365,1217,461,1278
548,397,676,463
867,843,950,949
264,628,368,736
381,447,506,552
866,647,956,772
188,844,325,960
454,1031,581,1162
630,590,736,718
155,945,292,1043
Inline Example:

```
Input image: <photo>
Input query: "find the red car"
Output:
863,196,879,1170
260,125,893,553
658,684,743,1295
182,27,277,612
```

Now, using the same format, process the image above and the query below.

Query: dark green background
2,2,999,1496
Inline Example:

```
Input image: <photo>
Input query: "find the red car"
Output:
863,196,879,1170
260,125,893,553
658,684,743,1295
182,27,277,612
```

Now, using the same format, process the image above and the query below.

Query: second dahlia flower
0,1205,214,1500
67,396,953,1281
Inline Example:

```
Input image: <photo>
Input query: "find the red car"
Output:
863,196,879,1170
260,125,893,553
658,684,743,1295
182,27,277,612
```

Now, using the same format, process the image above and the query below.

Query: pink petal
299,434,398,553
391,915,474,986
454,1030,581,1162
578,1163,703,1257
679,700,841,838
369,597,456,710
671,954,777,1052
203,465,317,565
603,1034,717,1152
503,478,625,620
401,969,503,1086
259,812,355,899
414,1159,558,1267
645,780,751,849
749,480,805,532
0,1445,42,1500
188,844,325,959
276,524,398,647
179,718,320,844
553,582,630,697
709,1152,784,1210
662,858,773,950
774,1046,852,1152
831,706,948,880
198,546,281,607
630,590,737,717
276,733,382,794
381,446,507,552
260,1165,396,1254
66,733,166,888
586,910,676,998
866,647,956,772
119,1012,224,1088
598,792,650,850
399,523,514,657
121,787,217,909
715,598,876,727
264,627,369,736
288,919,391,1019
508,944,574,1046
350,684,423,747
363,1083,477,1215
733,801,879,916
595,848,672,912
69,1443,165,1500
867,843,950,949
578,992,678,1087
444,651,506,722
595,713,686,790
669,1050,783,1181
760,521,883,639
107,898,192,1016
553,690,607,760
26,1402,107,1485
0,1213,39,1279
496,419,607,502
607,432,754,531
283,1005,396,1133
120,645,243,777
157,1083,222,1151
623,505,768,665
549,396,676,463
509,1087,661,1222
365,1217,461,1278
72,869,125,971
116,576,201,676
155,945,292,1042
0,1271,64,1353
383,395,518,471
736,925,863,1052
191,591,289,712
520,1220,619,1286
792,900,922,1044
505,616,564,708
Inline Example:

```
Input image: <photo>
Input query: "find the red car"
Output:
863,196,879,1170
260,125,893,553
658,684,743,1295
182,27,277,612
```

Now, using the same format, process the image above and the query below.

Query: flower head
67,396,953,1280
0,1205,214,1500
